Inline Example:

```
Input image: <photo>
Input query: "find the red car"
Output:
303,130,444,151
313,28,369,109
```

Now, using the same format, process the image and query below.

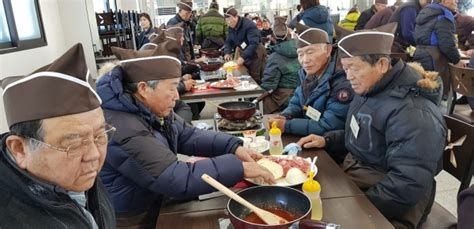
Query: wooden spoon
201,174,289,225
203,99,228,110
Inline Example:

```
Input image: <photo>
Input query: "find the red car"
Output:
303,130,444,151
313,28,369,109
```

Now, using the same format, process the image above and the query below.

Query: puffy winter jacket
389,0,424,47
414,3,460,64
281,55,353,136
355,5,376,30
167,14,195,60
224,17,261,60
325,60,446,219
0,134,116,229
261,39,300,91
289,5,334,41
338,12,361,31
96,67,243,221
195,9,227,45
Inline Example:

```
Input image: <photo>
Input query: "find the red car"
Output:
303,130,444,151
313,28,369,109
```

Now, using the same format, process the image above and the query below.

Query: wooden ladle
203,99,228,110
201,174,288,225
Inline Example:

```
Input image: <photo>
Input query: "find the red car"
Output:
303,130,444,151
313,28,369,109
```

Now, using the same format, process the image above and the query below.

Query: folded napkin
195,122,213,130
284,143,302,155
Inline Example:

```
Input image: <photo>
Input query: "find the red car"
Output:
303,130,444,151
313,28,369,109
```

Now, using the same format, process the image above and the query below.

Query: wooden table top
157,117,393,228
180,78,264,102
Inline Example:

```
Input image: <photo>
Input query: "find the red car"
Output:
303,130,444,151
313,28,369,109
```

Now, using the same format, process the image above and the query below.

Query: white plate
256,141,269,153
234,84,258,91
245,155,317,187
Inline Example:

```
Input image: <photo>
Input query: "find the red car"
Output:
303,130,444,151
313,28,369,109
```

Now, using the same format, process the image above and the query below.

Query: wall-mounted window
0,0,47,54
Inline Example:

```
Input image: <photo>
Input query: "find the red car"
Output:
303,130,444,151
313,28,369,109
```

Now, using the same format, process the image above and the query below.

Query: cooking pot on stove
218,101,256,121
217,90,273,121
227,186,312,229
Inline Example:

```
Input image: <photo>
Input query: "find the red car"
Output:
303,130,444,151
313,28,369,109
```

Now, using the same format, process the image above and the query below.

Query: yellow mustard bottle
268,121,284,155
302,171,323,220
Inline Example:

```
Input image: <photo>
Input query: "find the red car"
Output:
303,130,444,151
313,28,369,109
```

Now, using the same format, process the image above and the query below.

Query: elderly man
167,1,194,61
355,0,387,30
389,0,430,51
268,23,353,137
223,6,266,84
413,0,464,100
96,39,274,228
0,44,116,228
297,30,447,228
260,16,301,114
195,0,227,51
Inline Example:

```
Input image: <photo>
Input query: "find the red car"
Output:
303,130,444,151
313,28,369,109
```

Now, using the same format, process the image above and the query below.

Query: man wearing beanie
223,6,267,84
268,23,353,139
195,0,227,51
413,0,465,100
96,39,274,228
0,43,116,228
298,29,446,228
355,0,388,30
260,16,301,114
167,1,195,61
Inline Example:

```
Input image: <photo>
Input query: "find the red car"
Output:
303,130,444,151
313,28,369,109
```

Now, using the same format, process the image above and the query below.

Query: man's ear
326,44,333,57
5,135,29,169
134,81,150,101
378,57,391,74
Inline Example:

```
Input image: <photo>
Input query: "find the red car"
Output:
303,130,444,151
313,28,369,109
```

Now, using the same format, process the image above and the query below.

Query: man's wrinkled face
341,56,388,94
8,108,108,192
297,44,332,76
374,3,387,12
442,0,458,12
419,0,430,8
226,16,239,28
179,9,192,21
142,78,180,117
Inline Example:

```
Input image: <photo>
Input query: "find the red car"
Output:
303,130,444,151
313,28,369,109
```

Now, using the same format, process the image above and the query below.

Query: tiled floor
194,99,474,218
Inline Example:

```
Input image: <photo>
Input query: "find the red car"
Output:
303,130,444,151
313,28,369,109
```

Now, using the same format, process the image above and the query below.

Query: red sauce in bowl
243,208,296,225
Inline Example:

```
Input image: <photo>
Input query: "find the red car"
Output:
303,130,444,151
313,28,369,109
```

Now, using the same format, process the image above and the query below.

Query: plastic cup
242,130,256,143
242,137,252,148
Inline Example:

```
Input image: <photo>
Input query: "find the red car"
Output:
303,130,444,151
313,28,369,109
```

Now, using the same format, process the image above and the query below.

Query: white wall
0,0,98,133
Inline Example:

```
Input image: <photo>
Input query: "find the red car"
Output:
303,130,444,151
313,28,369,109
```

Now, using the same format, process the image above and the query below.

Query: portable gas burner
200,69,225,81
213,110,266,137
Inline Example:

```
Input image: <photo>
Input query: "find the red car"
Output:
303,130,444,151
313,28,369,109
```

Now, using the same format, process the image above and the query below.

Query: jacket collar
365,59,404,96
0,133,70,198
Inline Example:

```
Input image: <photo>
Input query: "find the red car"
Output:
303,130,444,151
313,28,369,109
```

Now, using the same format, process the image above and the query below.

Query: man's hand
243,162,276,184
194,56,206,63
455,61,466,68
297,134,326,149
268,115,286,132
183,79,195,91
224,54,232,62
236,57,245,66
235,146,263,162
182,74,193,80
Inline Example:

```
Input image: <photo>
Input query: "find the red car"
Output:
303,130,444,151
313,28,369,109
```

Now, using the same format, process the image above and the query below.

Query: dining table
180,66,266,111
156,117,394,229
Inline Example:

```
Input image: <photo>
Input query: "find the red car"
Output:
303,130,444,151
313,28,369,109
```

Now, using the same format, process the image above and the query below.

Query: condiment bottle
268,121,284,155
226,66,233,78
302,171,323,220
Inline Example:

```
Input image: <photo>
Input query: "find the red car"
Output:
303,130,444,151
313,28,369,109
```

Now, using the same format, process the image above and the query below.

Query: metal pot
200,61,224,72
200,49,222,58
217,90,273,121
227,186,312,229
218,101,256,121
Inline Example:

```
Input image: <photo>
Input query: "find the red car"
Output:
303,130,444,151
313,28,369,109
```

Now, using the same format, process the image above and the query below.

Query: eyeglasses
28,124,116,158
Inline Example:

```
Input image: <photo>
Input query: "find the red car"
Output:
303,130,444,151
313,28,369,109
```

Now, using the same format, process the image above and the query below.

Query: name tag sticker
350,115,360,138
305,106,321,122
240,42,247,49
